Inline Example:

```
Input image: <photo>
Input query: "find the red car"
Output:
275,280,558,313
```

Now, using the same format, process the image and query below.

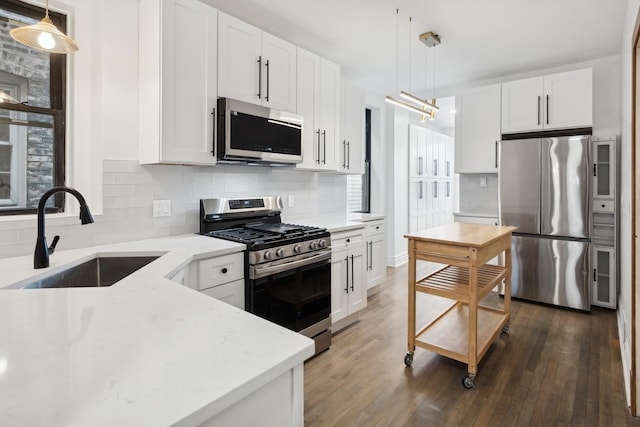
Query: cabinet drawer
331,230,364,251
593,200,614,212
201,278,245,310
366,221,385,236
197,252,244,291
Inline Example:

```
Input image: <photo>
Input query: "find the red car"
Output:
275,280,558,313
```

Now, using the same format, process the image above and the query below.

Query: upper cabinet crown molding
218,12,297,113
501,68,592,134
139,0,218,165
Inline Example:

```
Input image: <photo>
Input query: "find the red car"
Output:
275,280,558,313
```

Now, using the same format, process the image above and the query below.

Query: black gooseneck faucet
34,186,94,269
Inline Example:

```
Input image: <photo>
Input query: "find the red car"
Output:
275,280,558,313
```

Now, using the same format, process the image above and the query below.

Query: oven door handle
251,250,332,279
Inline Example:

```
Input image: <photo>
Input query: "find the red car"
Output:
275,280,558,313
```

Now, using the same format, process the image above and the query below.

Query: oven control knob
309,241,318,250
276,248,285,257
293,244,301,253
264,250,273,260
318,239,327,248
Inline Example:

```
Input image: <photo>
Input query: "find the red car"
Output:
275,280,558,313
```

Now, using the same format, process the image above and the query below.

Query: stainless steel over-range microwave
216,98,303,165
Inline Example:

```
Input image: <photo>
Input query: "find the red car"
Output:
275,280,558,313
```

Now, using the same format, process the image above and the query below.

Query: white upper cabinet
338,81,365,174
296,48,340,171
218,12,297,112
139,0,218,165
501,68,592,133
454,83,501,173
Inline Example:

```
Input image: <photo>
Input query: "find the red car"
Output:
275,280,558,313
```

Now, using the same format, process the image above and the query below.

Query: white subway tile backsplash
0,160,348,259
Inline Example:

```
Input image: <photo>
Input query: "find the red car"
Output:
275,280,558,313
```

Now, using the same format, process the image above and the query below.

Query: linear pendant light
10,0,79,54
385,10,441,120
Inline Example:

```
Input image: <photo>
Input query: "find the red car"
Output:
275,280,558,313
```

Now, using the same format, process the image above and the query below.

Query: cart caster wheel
404,352,414,367
501,324,510,334
462,374,475,389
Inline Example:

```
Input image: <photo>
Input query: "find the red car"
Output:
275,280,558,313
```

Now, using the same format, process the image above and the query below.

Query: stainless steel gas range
200,196,331,355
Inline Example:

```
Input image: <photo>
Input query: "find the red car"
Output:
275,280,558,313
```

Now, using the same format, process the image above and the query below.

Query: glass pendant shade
10,8,79,54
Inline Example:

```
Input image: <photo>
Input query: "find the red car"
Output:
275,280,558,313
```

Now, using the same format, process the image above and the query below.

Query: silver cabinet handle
433,181,438,198
256,56,262,99
264,59,270,102
350,255,355,292
418,157,423,175
446,161,450,177
346,140,350,169
342,140,346,168
345,256,349,293
495,141,498,169
369,241,373,271
537,95,541,125
433,159,438,176
315,130,321,164
419,181,423,199
546,94,549,125
322,130,326,164
446,182,450,197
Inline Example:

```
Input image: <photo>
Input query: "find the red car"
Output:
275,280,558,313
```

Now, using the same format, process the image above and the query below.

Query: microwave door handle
256,56,262,99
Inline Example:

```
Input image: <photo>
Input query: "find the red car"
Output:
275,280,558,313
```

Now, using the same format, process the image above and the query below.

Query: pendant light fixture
9,0,79,54
385,10,440,119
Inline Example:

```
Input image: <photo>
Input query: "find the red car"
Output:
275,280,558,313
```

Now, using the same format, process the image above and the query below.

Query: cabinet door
318,59,340,170
544,69,592,130
347,250,366,313
261,32,297,112
201,278,245,310
501,76,544,133
296,48,321,170
218,12,262,105
455,84,501,173
339,82,365,174
139,0,217,165
409,125,428,178
593,138,616,200
330,252,349,322
592,246,616,308
367,236,386,288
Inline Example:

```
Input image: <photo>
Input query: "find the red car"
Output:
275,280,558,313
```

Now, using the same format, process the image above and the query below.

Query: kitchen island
0,235,315,426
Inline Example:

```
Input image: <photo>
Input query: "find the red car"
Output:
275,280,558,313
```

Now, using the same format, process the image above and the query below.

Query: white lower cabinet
592,246,616,309
331,228,366,331
364,220,386,292
186,252,245,309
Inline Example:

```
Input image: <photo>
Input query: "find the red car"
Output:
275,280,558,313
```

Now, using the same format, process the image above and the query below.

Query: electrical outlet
153,200,171,218
287,194,295,208
480,177,487,188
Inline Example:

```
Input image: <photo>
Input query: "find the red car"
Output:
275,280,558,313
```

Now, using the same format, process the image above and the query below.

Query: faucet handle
48,235,60,254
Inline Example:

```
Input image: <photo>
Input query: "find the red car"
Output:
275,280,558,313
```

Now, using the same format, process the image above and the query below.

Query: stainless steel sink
22,256,160,289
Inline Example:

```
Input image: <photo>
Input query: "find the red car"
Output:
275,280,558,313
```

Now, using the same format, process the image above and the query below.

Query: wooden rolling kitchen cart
404,222,516,388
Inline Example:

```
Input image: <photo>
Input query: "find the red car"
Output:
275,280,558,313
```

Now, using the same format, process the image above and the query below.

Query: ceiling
203,0,627,130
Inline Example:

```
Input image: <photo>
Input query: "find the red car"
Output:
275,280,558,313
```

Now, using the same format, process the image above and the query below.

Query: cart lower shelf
413,301,508,365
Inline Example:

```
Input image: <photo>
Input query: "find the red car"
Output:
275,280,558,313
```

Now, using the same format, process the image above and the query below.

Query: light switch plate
287,194,295,208
479,177,487,188
153,200,171,217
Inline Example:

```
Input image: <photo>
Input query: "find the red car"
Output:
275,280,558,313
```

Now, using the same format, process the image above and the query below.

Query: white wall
620,0,640,411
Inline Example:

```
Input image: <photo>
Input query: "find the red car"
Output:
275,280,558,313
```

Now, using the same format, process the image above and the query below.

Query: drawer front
201,278,245,310
593,200,614,212
366,221,385,236
197,252,244,291
331,230,364,251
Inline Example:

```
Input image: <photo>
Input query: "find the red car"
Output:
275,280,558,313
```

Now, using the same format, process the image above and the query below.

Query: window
0,0,66,215
347,108,371,213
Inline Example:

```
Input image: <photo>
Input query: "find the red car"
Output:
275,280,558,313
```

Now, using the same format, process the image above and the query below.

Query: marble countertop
300,213,385,233
0,235,315,426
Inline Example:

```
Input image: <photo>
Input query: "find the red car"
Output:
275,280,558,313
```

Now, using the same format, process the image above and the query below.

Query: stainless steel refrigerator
499,134,591,311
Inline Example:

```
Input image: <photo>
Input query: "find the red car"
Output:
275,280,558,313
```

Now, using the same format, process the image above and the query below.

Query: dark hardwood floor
304,262,640,426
